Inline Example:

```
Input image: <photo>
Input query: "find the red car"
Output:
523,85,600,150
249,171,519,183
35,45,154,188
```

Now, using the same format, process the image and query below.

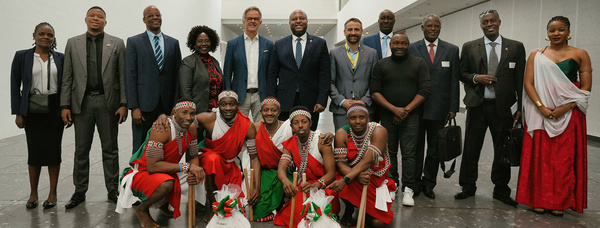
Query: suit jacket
223,34,273,103
179,53,222,113
267,34,330,112
362,33,383,59
125,32,181,112
459,36,525,119
409,39,460,121
60,33,127,114
328,44,378,114
11,48,64,116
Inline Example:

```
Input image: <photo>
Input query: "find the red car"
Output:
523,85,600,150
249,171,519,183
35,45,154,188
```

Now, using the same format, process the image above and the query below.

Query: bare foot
203,212,214,223
135,208,160,228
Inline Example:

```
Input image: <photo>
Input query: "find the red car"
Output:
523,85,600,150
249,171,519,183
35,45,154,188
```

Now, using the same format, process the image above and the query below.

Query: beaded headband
174,101,196,111
218,91,238,102
289,109,311,121
347,105,368,115
261,98,280,108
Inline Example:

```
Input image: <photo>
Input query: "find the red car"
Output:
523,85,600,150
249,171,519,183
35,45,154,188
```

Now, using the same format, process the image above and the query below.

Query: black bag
437,118,462,178
499,122,524,167
28,58,51,113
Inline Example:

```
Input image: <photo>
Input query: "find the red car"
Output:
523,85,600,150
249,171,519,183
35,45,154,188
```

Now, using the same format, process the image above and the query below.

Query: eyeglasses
145,14,162,19
479,9,498,17
245,17,261,22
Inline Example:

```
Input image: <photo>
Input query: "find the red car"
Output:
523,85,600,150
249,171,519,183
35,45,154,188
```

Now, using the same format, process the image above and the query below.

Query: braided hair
547,16,570,30
33,22,57,50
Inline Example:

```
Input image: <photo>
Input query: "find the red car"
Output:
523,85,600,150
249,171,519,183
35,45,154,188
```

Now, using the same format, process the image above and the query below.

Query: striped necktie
154,35,163,70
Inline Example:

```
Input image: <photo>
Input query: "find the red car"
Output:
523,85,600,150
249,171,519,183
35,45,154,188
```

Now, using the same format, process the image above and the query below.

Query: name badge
441,61,450,67
509,62,516,69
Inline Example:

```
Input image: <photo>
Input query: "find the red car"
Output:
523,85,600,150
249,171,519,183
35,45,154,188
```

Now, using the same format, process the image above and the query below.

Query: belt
247,88,259,94
483,98,495,103
86,90,104,96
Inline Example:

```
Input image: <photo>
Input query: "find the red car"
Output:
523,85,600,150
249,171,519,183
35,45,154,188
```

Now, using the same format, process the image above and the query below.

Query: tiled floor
0,110,598,227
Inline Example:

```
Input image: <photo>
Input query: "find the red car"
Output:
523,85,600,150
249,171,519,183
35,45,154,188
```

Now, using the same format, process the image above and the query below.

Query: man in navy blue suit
362,9,395,60
224,6,273,122
125,5,182,153
267,9,330,130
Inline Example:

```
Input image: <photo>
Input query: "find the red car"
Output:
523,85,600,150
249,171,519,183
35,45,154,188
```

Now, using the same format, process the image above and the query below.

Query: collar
244,32,259,42
293,33,308,41
379,31,392,39
146,30,163,39
484,35,502,46
345,42,360,53
424,38,439,47
86,32,104,39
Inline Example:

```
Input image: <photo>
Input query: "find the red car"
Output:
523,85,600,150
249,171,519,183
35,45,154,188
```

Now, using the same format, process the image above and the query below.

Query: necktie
428,43,435,63
295,37,302,68
89,36,98,88
382,35,389,57
154,36,163,70
487,42,498,93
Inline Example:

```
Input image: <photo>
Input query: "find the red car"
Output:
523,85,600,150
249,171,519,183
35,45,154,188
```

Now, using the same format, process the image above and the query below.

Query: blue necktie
382,35,389,57
295,37,302,68
154,36,163,70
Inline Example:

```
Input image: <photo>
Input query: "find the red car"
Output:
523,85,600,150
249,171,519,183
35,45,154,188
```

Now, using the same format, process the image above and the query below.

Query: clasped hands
392,107,410,125
327,171,370,193
538,104,571,120
186,165,205,185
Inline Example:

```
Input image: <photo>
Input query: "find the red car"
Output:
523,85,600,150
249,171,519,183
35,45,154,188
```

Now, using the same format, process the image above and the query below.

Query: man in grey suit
60,6,127,209
126,5,181,154
455,10,524,207
329,18,378,130
408,14,460,199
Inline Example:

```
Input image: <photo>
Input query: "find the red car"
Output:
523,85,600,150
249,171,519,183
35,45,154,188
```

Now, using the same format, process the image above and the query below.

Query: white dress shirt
31,53,58,95
146,30,165,59
244,33,260,89
424,38,439,55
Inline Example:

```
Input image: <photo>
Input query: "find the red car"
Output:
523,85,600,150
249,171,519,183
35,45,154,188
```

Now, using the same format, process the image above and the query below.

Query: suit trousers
72,94,120,196
415,118,447,189
239,92,262,122
380,113,419,190
459,100,512,197
131,100,167,154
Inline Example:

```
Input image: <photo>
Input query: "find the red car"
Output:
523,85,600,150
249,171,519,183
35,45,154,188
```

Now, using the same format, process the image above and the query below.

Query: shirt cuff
472,74,479,84
339,99,346,107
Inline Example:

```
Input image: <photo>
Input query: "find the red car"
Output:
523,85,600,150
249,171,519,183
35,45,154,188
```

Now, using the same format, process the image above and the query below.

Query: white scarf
270,119,293,151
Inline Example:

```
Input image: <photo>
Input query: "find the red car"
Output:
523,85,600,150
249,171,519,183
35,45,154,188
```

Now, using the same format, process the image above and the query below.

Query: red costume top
255,122,284,169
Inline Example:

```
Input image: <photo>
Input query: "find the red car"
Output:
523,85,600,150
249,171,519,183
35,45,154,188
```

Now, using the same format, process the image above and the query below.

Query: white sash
375,179,393,212
115,164,139,214
308,130,323,164
271,119,293,151
211,108,231,140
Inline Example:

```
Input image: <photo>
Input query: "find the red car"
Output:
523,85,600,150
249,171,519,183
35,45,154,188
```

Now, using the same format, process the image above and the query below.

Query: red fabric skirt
516,108,587,213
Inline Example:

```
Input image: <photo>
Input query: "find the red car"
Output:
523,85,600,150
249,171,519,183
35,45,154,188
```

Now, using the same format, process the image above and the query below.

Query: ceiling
222,18,337,41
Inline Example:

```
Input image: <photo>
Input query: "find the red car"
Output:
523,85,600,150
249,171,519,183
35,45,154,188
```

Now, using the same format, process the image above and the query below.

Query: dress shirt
380,31,393,58
31,53,58,94
244,32,260,89
424,38,439,54
291,33,308,59
146,30,164,59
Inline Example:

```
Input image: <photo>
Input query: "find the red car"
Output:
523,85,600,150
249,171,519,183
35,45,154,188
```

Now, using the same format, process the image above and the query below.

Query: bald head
289,9,308,37
378,9,395,34
143,5,162,33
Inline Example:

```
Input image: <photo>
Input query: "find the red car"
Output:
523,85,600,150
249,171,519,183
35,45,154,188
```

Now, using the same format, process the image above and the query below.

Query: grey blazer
328,44,378,114
60,33,127,114
179,53,222,113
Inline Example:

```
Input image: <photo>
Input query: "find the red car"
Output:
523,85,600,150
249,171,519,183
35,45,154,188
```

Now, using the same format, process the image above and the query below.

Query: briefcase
437,118,462,178
499,122,524,167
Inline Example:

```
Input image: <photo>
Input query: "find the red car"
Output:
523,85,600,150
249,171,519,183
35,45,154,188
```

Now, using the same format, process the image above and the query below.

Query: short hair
344,17,362,29
289,105,311,121
87,6,106,17
186,25,220,53
479,9,499,20
547,16,570,30
421,14,441,27
243,6,262,20
33,22,57,50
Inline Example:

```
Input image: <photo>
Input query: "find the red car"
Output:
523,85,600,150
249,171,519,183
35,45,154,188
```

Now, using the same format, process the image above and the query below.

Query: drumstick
289,172,298,228
192,184,196,226
244,168,251,220
249,168,254,221
188,184,195,228
301,173,307,202
356,184,368,228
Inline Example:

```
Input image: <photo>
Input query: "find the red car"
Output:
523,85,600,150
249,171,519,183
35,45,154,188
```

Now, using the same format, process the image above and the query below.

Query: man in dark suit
224,6,273,122
267,9,330,130
408,14,460,199
329,18,378,130
60,6,128,209
455,10,525,207
125,5,182,154
362,9,395,60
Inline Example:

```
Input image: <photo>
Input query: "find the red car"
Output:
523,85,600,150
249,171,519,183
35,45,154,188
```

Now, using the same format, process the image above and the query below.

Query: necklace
350,125,369,149
220,114,236,127
297,131,313,175
265,121,281,139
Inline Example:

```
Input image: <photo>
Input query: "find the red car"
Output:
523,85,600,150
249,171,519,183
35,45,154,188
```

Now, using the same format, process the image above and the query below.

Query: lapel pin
107,44,111,47
505,47,508,51
310,40,313,43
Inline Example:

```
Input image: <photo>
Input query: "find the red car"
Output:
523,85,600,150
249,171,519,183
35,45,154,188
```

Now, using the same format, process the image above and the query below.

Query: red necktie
428,43,435,63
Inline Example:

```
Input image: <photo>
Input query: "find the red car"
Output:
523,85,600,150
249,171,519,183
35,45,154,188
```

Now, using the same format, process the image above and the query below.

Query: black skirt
24,94,64,166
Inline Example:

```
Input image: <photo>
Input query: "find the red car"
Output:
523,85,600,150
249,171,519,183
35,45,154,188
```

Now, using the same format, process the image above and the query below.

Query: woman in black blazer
10,22,64,209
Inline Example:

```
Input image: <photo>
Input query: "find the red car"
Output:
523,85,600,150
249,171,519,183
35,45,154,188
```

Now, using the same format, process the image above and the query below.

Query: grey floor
1,110,599,228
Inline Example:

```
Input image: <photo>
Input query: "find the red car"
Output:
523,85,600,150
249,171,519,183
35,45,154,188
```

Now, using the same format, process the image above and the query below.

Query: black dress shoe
65,194,85,209
422,186,435,199
26,200,38,209
42,200,56,209
108,193,118,204
493,195,518,207
454,190,476,199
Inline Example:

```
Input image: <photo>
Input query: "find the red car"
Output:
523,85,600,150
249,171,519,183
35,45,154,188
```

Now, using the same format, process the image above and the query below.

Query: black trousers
458,100,512,197
131,100,167,154
279,92,320,131
415,118,447,189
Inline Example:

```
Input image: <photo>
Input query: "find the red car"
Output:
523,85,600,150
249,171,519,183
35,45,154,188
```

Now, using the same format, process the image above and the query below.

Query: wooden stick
302,173,307,202
244,168,251,220
249,168,254,221
289,172,298,228
356,185,368,228
188,184,195,228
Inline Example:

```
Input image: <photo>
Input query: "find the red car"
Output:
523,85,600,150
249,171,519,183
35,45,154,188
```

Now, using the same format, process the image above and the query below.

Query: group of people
10,3,591,228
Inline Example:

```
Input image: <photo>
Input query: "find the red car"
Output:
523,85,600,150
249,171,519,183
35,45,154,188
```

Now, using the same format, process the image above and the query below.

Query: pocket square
263,50,269,52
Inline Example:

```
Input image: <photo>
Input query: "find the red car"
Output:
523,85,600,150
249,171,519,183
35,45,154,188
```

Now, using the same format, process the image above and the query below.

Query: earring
544,36,550,41
567,36,572,40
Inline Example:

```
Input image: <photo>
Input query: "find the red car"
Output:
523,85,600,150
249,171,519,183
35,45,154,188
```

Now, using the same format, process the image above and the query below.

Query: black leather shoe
108,193,118,204
26,200,38,209
65,194,85,209
422,186,435,199
454,189,476,199
42,200,56,209
493,195,518,207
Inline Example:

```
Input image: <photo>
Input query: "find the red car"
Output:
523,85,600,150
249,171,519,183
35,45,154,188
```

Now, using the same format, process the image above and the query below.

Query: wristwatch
343,176,351,185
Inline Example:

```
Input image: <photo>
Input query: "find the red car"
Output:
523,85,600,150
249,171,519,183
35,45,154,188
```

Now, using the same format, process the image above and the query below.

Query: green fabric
253,169,284,219
341,124,350,134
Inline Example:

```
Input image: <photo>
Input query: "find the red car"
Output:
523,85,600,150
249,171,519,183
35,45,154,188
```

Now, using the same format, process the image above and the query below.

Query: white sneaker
402,187,414,207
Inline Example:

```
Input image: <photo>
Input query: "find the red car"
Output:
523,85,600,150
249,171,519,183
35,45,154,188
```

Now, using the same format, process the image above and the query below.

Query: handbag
437,118,462,178
28,59,52,113
499,121,524,167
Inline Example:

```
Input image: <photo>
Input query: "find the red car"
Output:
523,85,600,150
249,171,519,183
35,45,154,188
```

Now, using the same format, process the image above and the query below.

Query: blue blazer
223,34,273,103
362,33,383,59
11,47,64,116
267,34,330,112
409,39,460,121
125,32,182,112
